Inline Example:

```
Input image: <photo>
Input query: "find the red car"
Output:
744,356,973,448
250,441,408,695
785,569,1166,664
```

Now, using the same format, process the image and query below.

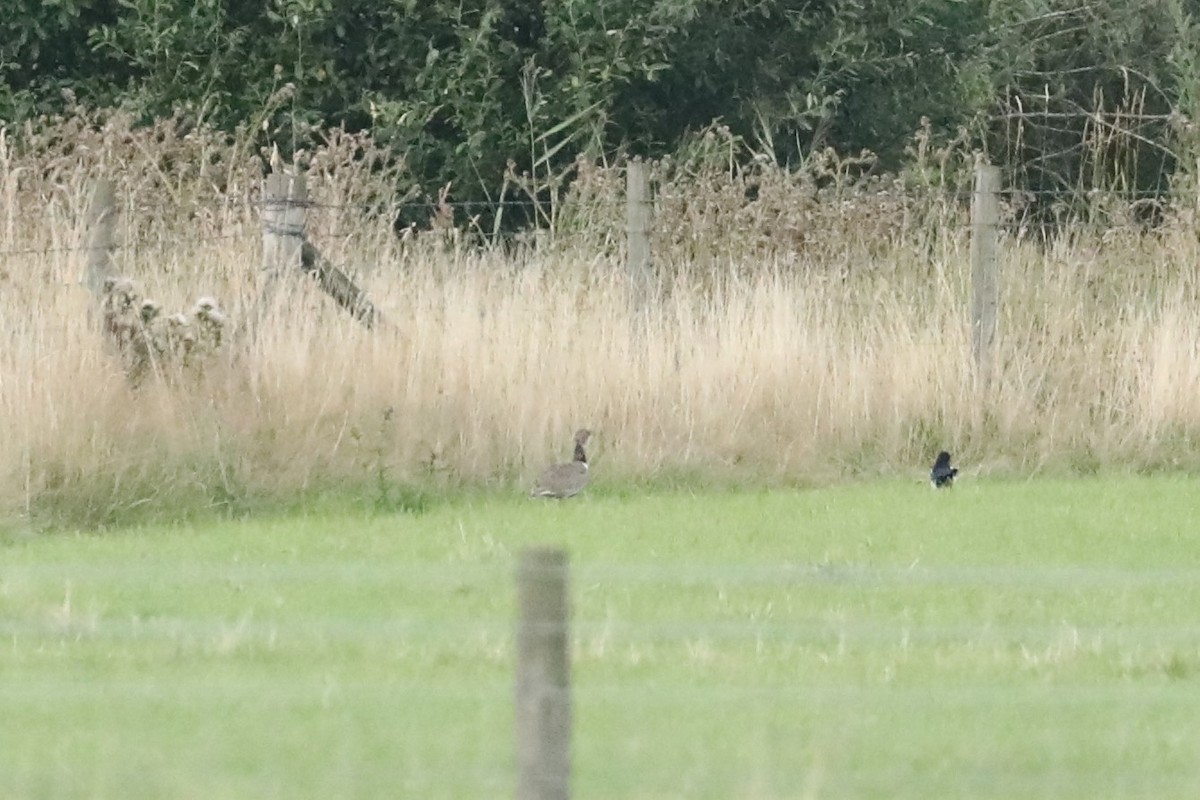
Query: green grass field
3,476,1200,798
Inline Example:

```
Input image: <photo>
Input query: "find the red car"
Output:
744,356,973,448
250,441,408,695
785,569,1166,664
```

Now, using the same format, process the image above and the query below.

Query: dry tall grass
3,113,1200,525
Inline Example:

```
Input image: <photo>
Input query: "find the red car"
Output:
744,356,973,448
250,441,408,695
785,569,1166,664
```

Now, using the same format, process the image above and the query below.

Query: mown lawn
3,476,1200,798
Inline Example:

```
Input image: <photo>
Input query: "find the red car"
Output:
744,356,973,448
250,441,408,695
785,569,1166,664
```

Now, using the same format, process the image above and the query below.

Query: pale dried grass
2,113,1199,524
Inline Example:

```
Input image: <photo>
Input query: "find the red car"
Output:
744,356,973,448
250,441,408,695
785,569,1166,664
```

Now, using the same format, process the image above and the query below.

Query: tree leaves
1,0,1196,221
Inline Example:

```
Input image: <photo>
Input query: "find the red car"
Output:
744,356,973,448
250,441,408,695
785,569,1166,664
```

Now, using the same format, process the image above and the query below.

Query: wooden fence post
971,159,1000,383
84,178,116,297
516,548,571,800
260,172,308,318
300,240,382,329
625,158,653,299
260,171,383,329
1195,158,1200,213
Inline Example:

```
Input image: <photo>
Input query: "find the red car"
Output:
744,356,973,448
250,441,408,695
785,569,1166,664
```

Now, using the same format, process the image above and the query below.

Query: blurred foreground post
516,548,571,800
971,158,1000,383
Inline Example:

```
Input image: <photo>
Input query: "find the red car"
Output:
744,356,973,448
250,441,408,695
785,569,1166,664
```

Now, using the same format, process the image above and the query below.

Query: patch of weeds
372,483,432,515
836,441,890,479
1164,652,1192,681
908,415,953,461
25,455,249,531
346,405,433,514
1120,649,1198,682
1067,446,1102,476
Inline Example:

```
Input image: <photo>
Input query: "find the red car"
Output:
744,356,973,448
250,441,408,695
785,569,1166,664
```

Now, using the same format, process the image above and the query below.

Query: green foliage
88,0,263,118
0,0,120,120
2,0,1199,218
985,0,1186,199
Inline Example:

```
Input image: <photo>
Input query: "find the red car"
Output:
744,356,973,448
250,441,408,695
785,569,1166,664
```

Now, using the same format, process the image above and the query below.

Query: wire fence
70,184,1198,212
2,160,1195,383
0,183,1186,263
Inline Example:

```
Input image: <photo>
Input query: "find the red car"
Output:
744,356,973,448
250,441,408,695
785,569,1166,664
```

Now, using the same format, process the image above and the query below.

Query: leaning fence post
84,178,116,298
625,158,653,301
260,172,308,320
971,158,1000,383
516,548,571,800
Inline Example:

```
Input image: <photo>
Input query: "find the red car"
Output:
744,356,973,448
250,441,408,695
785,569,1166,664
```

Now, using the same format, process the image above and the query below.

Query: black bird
930,451,958,488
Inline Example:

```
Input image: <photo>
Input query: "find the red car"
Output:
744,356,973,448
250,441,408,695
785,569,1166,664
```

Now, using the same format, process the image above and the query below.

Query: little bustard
530,429,592,499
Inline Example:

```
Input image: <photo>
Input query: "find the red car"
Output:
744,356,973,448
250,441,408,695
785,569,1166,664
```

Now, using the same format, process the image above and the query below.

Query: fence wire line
6,560,1200,585
3,616,1198,646
1,676,1192,703
58,180,1190,217
110,185,1182,214
10,184,1187,218
0,231,259,260
5,563,1195,642
0,178,1189,261
0,220,1176,261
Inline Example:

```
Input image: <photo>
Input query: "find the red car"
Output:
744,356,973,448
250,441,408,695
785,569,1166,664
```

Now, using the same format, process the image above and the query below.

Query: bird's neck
574,443,587,464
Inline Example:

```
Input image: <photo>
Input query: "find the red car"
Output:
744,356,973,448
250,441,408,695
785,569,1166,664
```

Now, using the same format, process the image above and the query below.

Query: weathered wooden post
971,158,1000,383
625,159,652,282
260,172,308,320
259,171,383,329
84,178,116,297
625,158,653,296
516,548,571,800
1193,156,1200,220
300,240,382,329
